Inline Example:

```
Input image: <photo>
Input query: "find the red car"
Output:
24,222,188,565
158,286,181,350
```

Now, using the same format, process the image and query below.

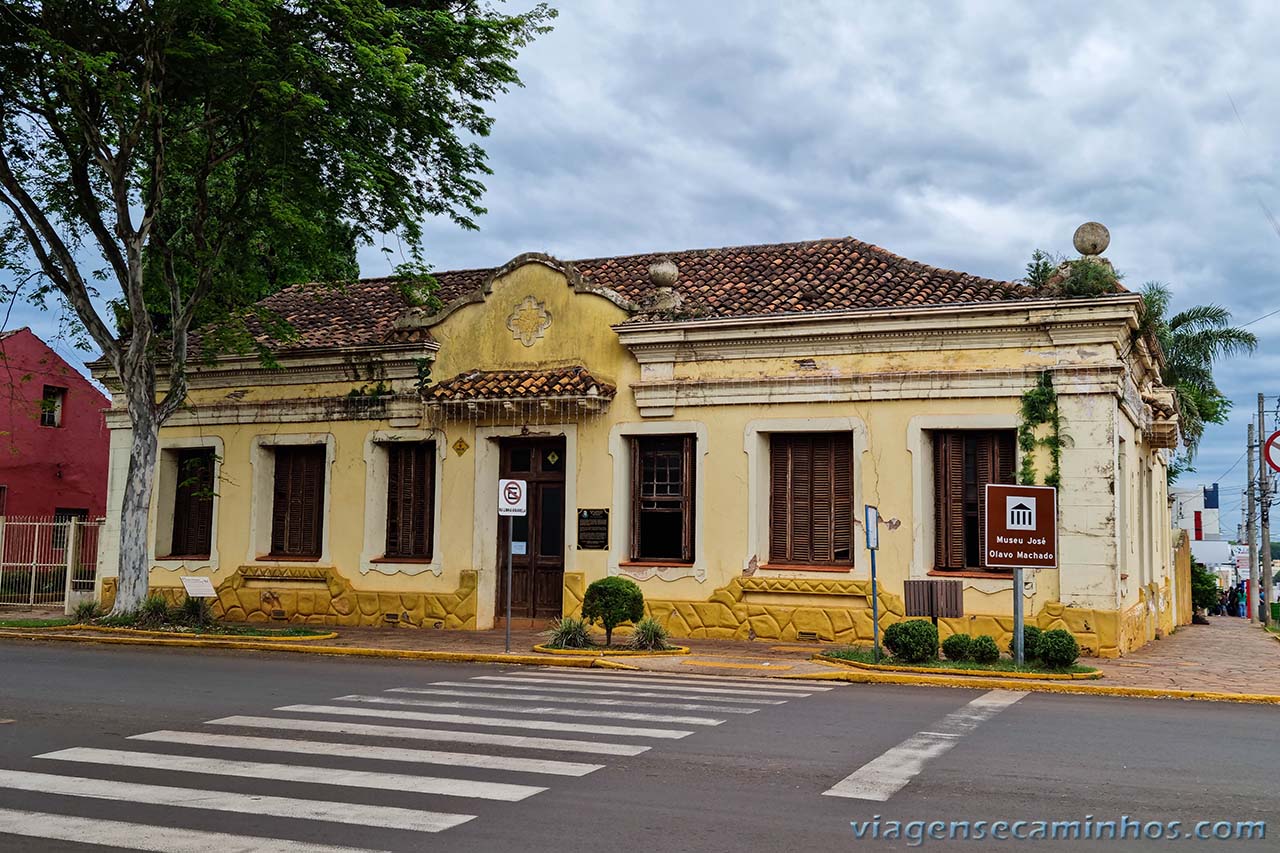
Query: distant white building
1171,483,1222,541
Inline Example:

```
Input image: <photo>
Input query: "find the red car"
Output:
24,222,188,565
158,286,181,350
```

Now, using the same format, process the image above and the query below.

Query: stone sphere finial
1073,221,1110,256
648,257,678,288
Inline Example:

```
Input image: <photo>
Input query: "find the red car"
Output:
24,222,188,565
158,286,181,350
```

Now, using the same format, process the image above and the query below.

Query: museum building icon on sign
1006,497,1036,530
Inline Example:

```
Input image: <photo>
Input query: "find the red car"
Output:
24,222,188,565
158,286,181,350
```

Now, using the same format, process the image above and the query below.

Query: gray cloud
12,0,1280,521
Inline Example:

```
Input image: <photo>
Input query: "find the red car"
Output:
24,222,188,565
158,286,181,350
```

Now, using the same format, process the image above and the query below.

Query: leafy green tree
0,0,553,613
581,577,644,647
1139,283,1257,465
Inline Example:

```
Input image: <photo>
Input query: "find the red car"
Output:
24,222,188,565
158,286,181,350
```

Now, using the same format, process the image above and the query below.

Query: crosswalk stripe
425,681,785,705
335,694,725,727
38,747,546,802
131,730,603,777
208,715,651,756
518,671,834,691
276,704,694,739
0,806,388,853
0,768,474,833
474,675,814,698
386,687,760,714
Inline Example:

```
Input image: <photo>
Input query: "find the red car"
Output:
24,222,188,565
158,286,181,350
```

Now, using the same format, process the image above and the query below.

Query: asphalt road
0,641,1274,852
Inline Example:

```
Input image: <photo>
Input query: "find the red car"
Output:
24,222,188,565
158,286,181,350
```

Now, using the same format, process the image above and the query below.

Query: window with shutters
768,433,853,567
931,430,1017,572
269,445,326,558
169,448,215,557
384,442,435,560
629,436,695,562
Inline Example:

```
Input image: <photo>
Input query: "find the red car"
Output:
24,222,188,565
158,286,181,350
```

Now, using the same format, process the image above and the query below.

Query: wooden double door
497,438,566,620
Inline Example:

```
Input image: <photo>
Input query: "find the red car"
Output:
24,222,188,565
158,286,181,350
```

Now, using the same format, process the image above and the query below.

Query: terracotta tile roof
426,366,615,402
214,236,1046,353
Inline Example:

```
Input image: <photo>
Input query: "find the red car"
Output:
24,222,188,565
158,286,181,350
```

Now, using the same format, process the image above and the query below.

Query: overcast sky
9,1,1278,530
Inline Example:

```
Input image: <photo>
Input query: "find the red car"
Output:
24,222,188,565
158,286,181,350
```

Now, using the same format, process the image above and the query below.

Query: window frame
52,507,89,551
930,429,1017,573
168,448,216,559
628,435,696,564
383,440,436,561
766,432,854,568
39,386,66,428
268,444,327,560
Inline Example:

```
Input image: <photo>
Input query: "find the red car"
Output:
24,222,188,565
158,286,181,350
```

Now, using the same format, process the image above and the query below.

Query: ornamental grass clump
544,616,593,650
941,633,973,662
969,634,1001,664
72,600,100,623
1037,629,1080,668
882,619,938,664
581,577,645,646
137,593,170,629
627,617,673,651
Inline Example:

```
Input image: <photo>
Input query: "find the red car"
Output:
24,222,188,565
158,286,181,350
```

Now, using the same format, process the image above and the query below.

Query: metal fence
0,516,104,609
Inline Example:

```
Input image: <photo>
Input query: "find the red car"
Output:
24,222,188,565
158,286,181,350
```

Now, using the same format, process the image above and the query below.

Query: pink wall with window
0,328,109,518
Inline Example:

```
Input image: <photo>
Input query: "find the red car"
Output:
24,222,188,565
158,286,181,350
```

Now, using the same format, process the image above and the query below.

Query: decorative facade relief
506,296,552,346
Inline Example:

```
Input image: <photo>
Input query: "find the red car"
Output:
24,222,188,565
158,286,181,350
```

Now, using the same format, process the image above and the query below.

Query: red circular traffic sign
1265,430,1280,474
503,481,523,503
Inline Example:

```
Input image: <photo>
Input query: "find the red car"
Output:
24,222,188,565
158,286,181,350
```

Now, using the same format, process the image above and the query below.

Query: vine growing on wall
1019,371,1063,488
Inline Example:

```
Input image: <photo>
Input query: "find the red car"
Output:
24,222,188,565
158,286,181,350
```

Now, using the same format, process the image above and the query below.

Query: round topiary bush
941,633,973,662
970,634,1000,664
1037,628,1080,668
581,576,645,646
882,619,938,663
1022,625,1043,660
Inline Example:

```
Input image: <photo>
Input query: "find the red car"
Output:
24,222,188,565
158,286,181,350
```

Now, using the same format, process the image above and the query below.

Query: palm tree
1139,282,1258,457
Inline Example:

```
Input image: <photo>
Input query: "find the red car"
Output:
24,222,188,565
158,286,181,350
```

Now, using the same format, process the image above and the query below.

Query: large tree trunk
109,391,160,615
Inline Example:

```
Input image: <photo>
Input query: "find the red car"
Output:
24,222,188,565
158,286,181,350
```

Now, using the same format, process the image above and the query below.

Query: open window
932,429,1016,571
767,433,853,567
40,386,65,427
629,435,695,563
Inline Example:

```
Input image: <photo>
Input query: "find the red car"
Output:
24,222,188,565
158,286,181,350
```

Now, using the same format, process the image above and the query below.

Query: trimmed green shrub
1037,629,1080,668
970,634,1000,664
941,633,972,662
581,577,644,646
544,616,593,649
627,617,672,651
1022,625,1043,660
73,600,100,622
882,619,938,663
138,594,170,628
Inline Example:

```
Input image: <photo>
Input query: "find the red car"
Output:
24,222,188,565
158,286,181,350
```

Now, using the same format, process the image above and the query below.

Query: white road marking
130,730,603,776
207,715,651,756
37,747,546,802
0,807,388,853
276,703,694,739
822,690,1028,801
425,680,785,705
335,694,725,727
0,768,473,833
519,671,831,691
474,675,815,698
387,686,761,714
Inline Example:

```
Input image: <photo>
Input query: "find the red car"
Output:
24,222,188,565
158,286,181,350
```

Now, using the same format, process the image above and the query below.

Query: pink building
0,328,109,519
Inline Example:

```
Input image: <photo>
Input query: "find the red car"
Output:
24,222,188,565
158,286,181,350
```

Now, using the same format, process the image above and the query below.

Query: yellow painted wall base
101,568,477,629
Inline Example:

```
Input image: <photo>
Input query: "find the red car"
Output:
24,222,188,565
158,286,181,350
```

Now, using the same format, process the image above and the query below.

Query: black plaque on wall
576,509,609,550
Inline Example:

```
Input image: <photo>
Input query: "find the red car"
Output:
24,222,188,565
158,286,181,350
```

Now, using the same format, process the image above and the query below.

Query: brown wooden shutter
769,437,791,563
385,442,434,559
171,449,214,557
680,435,695,562
270,445,325,557
933,433,966,570
769,434,852,566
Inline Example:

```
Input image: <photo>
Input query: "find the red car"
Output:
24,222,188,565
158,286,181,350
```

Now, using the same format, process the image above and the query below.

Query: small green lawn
824,645,1097,675
90,617,329,637
0,617,74,628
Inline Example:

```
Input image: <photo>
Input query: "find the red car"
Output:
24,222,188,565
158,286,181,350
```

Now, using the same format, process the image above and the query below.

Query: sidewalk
1099,616,1280,694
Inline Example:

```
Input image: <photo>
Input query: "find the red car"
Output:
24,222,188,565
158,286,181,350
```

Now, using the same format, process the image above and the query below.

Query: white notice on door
511,541,528,555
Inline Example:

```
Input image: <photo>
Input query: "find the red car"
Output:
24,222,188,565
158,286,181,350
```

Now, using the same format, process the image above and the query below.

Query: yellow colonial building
94,232,1185,656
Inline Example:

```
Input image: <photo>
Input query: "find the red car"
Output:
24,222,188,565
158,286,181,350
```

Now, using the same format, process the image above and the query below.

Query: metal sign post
498,478,528,654
865,505,881,663
984,484,1059,667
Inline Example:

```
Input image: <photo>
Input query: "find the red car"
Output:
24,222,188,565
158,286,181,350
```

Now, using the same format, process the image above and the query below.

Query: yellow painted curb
34,624,338,642
680,659,793,671
532,643,690,656
780,667,1280,704
591,658,642,670
813,653,1102,680
0,631,606,667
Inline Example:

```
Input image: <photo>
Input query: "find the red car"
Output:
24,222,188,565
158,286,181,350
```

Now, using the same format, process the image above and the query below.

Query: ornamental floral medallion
506,296,552,347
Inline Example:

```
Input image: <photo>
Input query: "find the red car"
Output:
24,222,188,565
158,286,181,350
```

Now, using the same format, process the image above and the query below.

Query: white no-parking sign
498,479,527,517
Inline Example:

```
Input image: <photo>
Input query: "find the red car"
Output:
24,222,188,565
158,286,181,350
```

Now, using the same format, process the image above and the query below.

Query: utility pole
1247,422,1258,623
1260,394,1274,627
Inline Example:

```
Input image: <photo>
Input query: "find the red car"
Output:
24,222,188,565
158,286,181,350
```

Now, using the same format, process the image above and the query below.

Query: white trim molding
906,413,1019,583
246,433,337,567
743,416,869,578
472,424,578,630
360,429,447,577
606,421,710,583
150,435,224,573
